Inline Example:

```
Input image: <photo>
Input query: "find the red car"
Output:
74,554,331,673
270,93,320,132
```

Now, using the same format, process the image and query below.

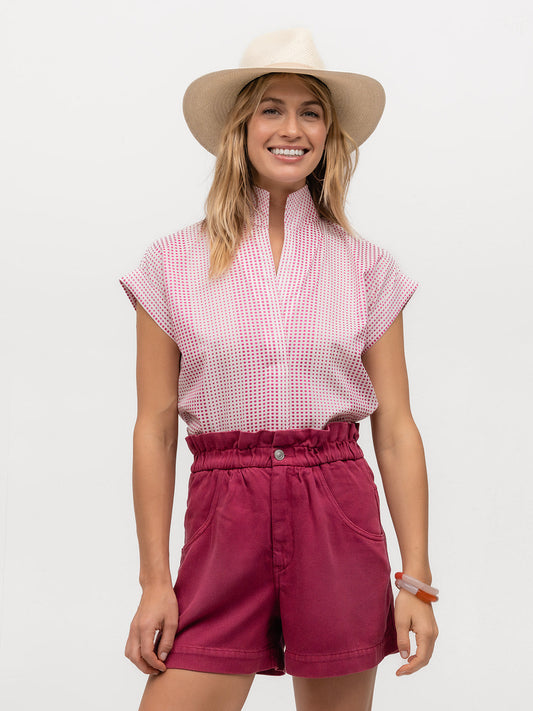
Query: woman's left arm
361,311,439,677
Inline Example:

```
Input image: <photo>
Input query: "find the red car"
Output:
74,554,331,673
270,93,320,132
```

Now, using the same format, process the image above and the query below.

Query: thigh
280,455,398,677
138,669,256,711
166,466,284,675
292,665,378,711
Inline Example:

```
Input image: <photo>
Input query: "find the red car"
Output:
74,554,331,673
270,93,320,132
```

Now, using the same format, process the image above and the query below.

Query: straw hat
182,28,386,156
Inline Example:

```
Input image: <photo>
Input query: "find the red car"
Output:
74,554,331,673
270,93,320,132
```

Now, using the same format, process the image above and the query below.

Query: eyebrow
259,97,322,108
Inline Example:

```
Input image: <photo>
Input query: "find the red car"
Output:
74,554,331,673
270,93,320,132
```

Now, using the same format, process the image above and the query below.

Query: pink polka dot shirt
119,184,419,436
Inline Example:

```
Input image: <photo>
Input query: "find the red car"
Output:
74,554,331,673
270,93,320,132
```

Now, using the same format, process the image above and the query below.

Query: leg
138,669,256,711
292,665,378,711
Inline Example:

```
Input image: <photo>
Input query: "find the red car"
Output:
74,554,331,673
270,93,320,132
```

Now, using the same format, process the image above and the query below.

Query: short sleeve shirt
118,184,419,436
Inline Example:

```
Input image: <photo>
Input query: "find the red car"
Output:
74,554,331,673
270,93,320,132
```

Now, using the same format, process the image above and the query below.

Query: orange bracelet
394,572,439,603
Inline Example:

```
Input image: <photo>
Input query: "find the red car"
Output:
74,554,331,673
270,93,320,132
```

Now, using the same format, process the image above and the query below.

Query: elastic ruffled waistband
185,420,363,471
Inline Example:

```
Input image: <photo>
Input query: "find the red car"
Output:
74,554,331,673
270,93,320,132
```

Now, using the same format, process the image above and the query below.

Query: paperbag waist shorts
164,421,399,678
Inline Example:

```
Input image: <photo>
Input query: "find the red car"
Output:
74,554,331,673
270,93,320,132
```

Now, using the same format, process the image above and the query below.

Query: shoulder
136,221,208,283
323,220,392,273
146,219,206,258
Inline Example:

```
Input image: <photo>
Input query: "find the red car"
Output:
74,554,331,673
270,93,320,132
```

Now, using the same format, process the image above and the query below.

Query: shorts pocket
317,457,385,541
181,469,223,554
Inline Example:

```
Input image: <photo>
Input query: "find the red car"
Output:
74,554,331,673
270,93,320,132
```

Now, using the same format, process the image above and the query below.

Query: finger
413,625,437,666
157,616,179,664
395,620,411,664
140,624,167,672
132,647,163,675
397,632,433,675
125,634,162,675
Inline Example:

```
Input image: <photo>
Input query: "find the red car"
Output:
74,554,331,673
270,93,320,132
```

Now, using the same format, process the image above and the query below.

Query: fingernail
160,652,167,661
400,650,409,659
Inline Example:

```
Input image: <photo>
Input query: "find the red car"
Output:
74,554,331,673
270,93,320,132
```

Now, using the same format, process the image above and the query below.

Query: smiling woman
118,27,438,711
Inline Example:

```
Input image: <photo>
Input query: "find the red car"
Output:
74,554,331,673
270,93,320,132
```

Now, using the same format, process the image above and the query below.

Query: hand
124,582,179,675
394,588,439,676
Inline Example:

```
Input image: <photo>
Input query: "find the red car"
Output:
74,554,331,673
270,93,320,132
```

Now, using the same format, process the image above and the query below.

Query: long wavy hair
200,72,360,280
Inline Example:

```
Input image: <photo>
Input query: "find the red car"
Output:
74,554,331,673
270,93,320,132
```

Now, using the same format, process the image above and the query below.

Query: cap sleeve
363,248,419,353
118,240,178,342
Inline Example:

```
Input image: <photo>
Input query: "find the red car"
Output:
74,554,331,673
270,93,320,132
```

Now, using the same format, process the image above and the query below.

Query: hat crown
239,27,325,70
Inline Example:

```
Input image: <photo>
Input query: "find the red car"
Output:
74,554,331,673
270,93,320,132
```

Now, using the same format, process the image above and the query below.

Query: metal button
274,448,285,460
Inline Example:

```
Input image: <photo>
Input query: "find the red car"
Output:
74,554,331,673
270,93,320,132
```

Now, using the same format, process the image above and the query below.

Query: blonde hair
200,72,359,280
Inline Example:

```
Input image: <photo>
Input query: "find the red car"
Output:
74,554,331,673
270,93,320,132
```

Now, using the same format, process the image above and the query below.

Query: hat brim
182,66,386,156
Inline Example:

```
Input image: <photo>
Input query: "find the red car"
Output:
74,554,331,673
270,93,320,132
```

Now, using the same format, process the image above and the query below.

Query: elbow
369,407,419,454
134,411,179,448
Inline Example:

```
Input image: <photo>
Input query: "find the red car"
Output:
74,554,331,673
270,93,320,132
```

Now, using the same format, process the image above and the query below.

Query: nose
279,111,301,138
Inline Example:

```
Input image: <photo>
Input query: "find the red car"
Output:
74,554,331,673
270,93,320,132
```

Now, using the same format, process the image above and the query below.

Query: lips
268,148,309,152
267,148,308,162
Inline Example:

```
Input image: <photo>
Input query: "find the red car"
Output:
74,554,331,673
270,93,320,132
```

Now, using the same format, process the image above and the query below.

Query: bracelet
394,572,439,603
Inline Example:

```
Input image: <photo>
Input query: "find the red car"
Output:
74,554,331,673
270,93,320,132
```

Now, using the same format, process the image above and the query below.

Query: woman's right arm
124,302,181,676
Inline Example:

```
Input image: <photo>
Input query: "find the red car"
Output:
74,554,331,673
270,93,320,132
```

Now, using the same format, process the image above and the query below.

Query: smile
267,147,309,161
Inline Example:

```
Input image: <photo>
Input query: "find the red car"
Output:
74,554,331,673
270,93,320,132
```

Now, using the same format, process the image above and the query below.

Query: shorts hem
286,636,399,678
165,646,286,676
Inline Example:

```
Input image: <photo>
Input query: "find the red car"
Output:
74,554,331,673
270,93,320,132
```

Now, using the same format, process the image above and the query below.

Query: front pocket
317,458,385,541
181,469,223,554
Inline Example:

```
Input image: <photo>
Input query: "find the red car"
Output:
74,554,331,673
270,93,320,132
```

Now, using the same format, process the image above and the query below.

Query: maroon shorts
164,421,399,677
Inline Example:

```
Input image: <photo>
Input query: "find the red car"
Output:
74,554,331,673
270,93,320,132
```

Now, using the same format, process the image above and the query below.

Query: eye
304,111,320,118
262,108,279,115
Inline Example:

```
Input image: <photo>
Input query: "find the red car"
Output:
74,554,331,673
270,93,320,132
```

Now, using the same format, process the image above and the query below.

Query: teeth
270,148,306,156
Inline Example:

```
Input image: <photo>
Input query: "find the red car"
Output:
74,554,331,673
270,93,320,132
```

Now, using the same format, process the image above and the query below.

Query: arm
361,311,438,675
361,311,431,584
124,302,181,675
133,302,180,589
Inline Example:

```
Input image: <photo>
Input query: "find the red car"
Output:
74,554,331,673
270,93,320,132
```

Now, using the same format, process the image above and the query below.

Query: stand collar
252,183,321,226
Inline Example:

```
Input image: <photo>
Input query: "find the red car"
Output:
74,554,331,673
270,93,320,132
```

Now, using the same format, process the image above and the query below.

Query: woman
119,28,439,711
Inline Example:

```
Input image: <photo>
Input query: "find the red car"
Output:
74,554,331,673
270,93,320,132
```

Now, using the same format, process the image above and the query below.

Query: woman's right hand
124,582,179,675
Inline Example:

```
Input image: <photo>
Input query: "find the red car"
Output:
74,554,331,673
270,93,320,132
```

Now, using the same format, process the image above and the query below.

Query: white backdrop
2,1,532,709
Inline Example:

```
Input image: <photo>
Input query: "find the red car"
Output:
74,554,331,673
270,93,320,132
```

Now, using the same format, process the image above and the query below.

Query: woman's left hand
394,588,439,676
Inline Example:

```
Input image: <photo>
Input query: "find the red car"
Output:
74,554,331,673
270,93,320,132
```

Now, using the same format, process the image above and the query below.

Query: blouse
118,183,419,436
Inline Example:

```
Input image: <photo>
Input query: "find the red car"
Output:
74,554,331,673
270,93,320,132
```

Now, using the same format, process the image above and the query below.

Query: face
246,75,328,194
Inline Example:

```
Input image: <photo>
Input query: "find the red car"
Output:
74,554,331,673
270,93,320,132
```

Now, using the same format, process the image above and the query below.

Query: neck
269,194,287,227
252,182,319,229
254,181,308,224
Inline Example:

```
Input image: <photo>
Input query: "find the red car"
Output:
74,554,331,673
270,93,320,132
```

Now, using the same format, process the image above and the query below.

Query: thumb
396,623,411,660
157,616,179,663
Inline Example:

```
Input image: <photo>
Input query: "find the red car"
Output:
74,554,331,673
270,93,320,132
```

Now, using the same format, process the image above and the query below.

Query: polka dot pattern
118,184,419,436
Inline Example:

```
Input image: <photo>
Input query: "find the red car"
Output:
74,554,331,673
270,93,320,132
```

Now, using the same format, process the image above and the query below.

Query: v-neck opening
249,183,324,324
269,234,286,280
